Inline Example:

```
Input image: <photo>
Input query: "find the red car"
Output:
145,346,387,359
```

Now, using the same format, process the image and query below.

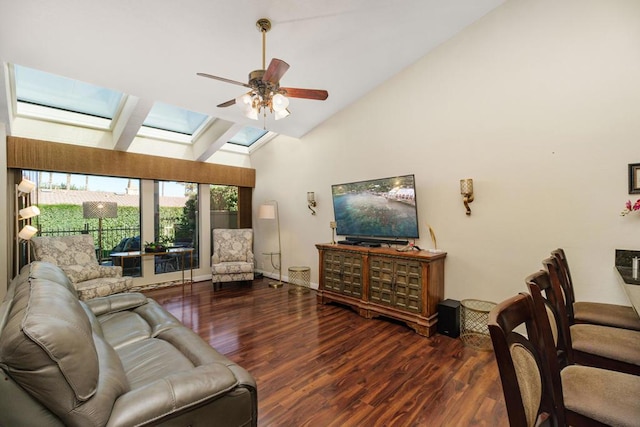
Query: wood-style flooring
143,278,508,426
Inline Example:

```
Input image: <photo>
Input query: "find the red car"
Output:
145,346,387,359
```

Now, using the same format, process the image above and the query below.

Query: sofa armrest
84,293,148,316
106,363,245,426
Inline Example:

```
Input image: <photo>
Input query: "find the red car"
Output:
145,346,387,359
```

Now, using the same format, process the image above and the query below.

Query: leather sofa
0,261,257,426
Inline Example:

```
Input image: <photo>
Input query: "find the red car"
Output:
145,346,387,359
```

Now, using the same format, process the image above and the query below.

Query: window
228,126,269,147
27,171,141,273
138,102,212,143
13,64,125,129
154,181,200,273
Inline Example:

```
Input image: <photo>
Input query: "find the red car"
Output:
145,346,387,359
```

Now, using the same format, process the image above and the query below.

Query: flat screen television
331,174,419,244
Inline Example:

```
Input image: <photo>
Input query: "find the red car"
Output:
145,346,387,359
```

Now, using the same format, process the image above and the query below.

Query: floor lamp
83,201,118,263
258,201,282,288
15,178,40,275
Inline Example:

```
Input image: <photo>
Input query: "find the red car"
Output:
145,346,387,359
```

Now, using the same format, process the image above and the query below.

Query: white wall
251,0,640,305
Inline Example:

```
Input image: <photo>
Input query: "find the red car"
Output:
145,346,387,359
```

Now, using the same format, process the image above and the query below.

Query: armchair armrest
96,265,123,278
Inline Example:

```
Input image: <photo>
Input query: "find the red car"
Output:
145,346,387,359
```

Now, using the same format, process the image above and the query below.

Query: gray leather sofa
0,261,257,426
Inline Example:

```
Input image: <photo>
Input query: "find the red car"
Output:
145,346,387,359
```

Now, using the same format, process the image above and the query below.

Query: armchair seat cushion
212,261,254,275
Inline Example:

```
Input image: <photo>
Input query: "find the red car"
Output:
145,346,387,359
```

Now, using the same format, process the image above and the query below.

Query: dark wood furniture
489,292,640,427
316,243,446,336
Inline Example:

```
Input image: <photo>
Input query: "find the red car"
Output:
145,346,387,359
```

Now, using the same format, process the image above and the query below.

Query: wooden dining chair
552,248,640,331
489,292,640,427
530,262,640,376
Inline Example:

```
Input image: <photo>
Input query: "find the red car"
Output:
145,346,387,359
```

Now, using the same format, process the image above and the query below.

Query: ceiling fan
197,18,328,121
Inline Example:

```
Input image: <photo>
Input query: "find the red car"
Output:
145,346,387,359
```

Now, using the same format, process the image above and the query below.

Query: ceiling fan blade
262,58,290,84
217,98,236,108
280,87,329,101
196,73,251,88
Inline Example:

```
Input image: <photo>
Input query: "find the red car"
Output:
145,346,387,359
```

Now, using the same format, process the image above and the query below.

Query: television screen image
331,174,419,240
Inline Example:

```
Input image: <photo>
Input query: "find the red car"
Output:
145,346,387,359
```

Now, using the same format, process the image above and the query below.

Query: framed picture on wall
629,163,640,194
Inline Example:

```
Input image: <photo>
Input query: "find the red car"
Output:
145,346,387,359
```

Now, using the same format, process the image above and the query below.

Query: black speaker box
437,299,460,338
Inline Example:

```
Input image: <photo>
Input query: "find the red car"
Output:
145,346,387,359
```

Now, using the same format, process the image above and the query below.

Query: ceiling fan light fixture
274,108,290,120
272,93,289,112
237,93,252,106
245,106,259,120
197,18,328,122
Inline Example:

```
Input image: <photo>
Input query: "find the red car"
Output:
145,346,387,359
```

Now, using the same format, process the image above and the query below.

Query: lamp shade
460,179,473,196
18,225,38,240
83,201,118,219
19,205,40,219
17,178,36,194
258,204,276,220
272,94,289,112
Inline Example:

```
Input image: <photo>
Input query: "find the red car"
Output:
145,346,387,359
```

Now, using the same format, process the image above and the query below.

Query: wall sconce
460,178,474,216
307,192,317,215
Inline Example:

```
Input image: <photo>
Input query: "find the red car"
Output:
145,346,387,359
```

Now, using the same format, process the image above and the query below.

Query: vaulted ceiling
0,0,505,162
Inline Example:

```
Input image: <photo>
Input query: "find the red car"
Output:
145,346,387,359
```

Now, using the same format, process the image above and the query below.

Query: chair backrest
31,235,99,267
488,293,564,427
526,265,575,368
551,248,576,323
212,229,253,263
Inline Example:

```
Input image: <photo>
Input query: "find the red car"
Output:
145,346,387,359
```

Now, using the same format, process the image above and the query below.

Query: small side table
288,266,311,294
460,299,496,350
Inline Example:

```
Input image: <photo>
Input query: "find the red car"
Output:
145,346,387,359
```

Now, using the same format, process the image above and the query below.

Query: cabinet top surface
316,243,446,261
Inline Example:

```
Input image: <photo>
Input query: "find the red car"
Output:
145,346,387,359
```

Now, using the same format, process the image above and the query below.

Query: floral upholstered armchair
31,235,133,300
211,228,254,289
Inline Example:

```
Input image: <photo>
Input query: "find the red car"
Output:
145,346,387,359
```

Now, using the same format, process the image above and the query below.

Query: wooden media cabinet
316,243,446,336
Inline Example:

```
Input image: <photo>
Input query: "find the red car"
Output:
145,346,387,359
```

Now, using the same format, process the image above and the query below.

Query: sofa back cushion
26,261,78,295
0,274,100,412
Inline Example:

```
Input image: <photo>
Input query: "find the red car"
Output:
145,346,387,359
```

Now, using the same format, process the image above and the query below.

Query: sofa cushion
25,261,78,296
0,276,99,404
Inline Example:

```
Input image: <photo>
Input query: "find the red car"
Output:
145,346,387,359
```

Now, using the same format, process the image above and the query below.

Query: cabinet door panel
394,260,422,312
369,257,394,305
322,251,363,297
323,251,343,292
341,253,363,297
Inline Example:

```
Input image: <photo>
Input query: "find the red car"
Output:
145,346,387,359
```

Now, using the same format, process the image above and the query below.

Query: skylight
228,127,269,147
142,102,209,136
13,64,124,128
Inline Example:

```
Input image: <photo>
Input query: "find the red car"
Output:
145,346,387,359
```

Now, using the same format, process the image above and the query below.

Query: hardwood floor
143,279,508,426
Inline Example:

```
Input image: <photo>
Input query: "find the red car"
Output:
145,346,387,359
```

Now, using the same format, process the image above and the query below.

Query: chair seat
570,323,640,366
574,301,640,331
561,365,640,427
